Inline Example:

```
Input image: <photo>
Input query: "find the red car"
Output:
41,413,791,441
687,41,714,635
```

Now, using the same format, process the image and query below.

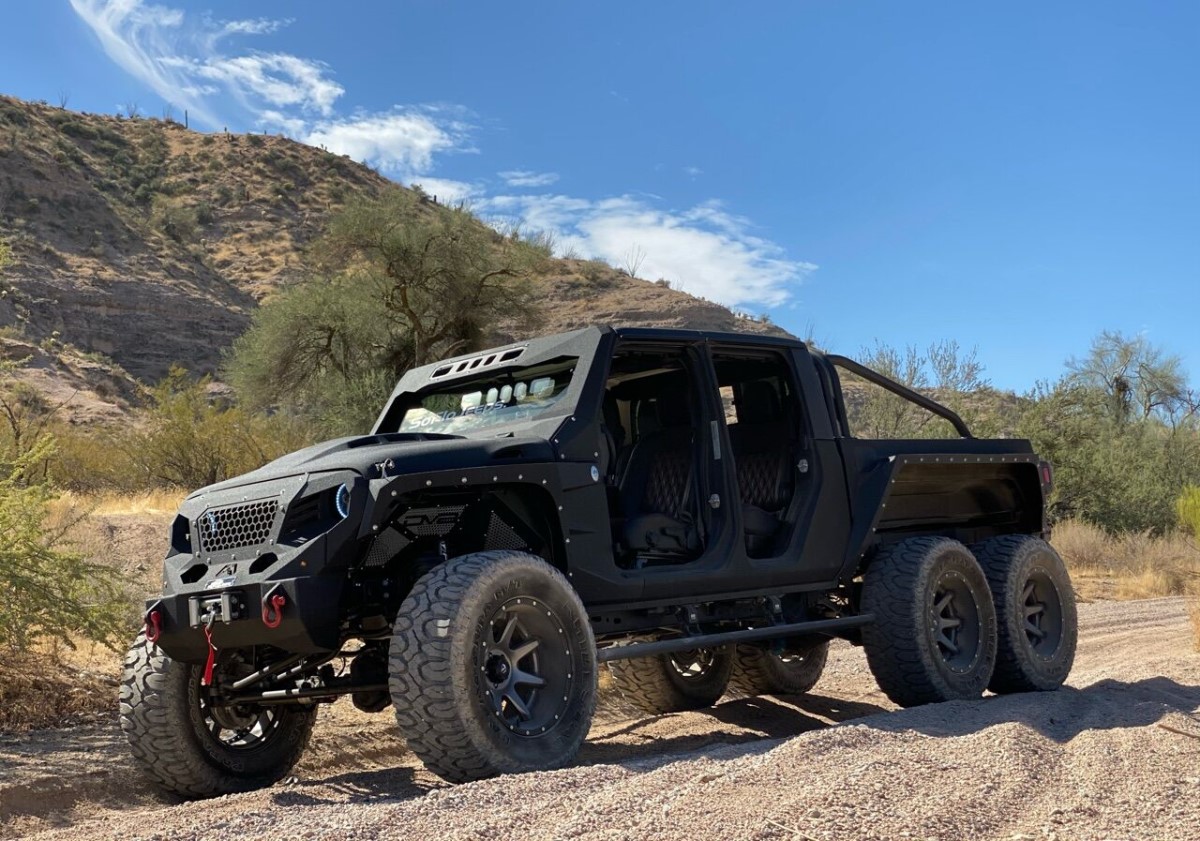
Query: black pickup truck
121,326,1076,796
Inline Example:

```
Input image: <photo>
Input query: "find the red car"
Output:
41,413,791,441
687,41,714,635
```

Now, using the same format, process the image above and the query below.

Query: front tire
861,537,998,707
973,535,1077,693
119,632,316,798
389,551,597,783
607,646,734,714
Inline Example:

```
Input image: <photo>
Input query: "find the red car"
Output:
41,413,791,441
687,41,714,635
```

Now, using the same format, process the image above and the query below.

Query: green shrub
0,438,128,651
1178,485,1200,536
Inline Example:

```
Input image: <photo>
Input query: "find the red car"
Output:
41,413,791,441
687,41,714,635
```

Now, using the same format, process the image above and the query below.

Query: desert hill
0,94,785,418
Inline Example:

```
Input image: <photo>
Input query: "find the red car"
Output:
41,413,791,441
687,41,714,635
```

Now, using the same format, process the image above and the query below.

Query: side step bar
595,614,875,663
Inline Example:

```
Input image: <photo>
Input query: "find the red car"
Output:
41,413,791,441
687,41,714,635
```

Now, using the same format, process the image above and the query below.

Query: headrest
653,380,691,427
635,398,660,437
737,380,781,425
602,394,625,447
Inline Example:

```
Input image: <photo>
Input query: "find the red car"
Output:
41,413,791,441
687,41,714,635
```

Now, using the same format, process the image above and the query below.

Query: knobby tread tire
860,536,998,708
119,632,315,798
973,535,1077,694
388,550,597,783
727,640,829,697
606,646,734,715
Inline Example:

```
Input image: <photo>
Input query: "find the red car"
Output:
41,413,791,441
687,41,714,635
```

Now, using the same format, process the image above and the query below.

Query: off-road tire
861,536,998,707
389,550,597,783
973,535,1077,694
119,632,316,798
728,639,829,697
606,646,734,714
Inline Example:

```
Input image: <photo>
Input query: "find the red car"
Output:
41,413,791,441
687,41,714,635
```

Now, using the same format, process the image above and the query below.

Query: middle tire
607,646,734,714
389,550,597,783
728,638,829,697
861,536,997,707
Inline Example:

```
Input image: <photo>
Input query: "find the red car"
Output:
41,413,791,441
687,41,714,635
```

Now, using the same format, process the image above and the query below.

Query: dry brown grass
1188,585,1200,652
0,647,117,732
50,488,186,518
1053,518,1200,603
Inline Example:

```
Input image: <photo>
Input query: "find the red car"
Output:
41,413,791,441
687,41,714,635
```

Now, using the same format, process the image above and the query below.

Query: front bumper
146,574,344,662
149,471,364,663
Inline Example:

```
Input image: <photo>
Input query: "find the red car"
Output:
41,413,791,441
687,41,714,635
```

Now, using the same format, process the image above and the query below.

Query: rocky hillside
0,95,785,418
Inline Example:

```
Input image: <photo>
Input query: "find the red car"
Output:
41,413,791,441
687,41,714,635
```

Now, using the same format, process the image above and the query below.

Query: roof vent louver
429,346,527,380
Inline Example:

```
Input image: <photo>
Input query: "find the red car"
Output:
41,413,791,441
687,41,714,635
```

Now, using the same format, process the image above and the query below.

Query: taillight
1039,460,1053,489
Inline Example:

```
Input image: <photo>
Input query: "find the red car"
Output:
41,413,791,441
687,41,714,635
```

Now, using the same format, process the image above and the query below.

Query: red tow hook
145,609,162,643
262,593,287,629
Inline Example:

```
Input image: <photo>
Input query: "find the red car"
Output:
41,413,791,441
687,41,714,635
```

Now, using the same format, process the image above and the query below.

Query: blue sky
3,2,1197,391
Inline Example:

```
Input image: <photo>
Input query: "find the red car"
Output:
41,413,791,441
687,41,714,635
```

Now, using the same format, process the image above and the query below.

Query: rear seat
729,381,794,556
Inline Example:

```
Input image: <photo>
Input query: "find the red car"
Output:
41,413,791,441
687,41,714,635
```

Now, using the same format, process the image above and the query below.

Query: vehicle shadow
580,692,889,767
270,765,438,808
581,676,1200,768
864,676,1200,744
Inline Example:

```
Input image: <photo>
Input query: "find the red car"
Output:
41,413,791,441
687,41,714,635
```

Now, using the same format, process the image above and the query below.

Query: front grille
197,499,279,554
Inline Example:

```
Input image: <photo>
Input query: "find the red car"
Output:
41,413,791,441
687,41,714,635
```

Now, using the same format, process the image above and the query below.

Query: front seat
618,386,700,557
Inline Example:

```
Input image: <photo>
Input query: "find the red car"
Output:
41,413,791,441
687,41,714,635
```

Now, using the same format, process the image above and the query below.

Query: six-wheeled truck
121,326,1076,796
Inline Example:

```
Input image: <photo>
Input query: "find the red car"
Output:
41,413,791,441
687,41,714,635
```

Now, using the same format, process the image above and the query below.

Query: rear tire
861,537,997,707
973,535,1077,693
607,646,734,714
389,550,597,783
728,639,829,697
119,632,316,798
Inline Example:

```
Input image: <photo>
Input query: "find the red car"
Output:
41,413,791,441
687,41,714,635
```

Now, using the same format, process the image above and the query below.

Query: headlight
335,483,351,519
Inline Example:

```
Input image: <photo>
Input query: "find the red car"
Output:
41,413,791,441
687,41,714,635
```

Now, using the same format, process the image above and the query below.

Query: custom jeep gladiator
121,326,1076,796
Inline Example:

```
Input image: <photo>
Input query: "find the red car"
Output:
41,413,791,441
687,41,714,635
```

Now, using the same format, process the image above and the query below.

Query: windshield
395,358,577,435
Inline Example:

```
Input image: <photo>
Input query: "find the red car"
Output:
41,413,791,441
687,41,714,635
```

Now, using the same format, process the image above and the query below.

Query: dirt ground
2,597,1197,841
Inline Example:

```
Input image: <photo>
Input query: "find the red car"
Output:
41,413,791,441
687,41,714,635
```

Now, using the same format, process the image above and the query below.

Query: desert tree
228,188,545,435
620,244,647,278
1067,330,1189,422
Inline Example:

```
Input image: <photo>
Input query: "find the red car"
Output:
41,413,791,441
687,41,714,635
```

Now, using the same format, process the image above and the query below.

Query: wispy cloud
70,0,476,182
498,170,559,188
481,195,814,308
165,53,344,117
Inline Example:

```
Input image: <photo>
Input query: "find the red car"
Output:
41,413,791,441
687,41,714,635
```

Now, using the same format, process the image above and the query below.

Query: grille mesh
485,512,527,551
197,499,279,554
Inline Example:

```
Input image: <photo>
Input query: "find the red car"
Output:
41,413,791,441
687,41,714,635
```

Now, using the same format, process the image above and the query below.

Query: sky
2,1,1197,391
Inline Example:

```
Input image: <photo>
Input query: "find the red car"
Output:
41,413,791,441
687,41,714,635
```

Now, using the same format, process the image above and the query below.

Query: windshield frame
371,327,608,441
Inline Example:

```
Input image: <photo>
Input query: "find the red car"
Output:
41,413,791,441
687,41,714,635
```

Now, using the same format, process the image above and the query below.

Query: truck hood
187,433,556,499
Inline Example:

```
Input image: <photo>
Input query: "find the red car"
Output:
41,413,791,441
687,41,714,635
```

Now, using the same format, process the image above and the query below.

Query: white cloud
304,109,474,176
409,177,483,205
480,195,814,308
498,170,559,188
219,17,290,37
683,166,703,177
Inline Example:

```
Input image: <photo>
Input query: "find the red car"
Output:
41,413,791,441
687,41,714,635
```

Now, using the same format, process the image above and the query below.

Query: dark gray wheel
861,537,998,707
119,632,316,798
973,535,1077,693
728,638,829,697
389,551,597,783
607,645,734,714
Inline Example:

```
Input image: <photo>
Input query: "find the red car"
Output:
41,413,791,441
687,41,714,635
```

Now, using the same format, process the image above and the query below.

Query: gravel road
3,598,1197,841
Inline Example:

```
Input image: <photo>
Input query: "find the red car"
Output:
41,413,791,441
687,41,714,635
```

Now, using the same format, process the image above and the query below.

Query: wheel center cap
485,652,512,686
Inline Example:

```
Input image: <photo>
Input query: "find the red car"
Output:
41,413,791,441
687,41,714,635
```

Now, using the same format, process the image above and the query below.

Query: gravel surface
3,598,1197,841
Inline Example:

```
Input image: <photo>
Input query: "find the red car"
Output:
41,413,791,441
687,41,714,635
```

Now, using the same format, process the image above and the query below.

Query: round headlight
335,483,351,519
